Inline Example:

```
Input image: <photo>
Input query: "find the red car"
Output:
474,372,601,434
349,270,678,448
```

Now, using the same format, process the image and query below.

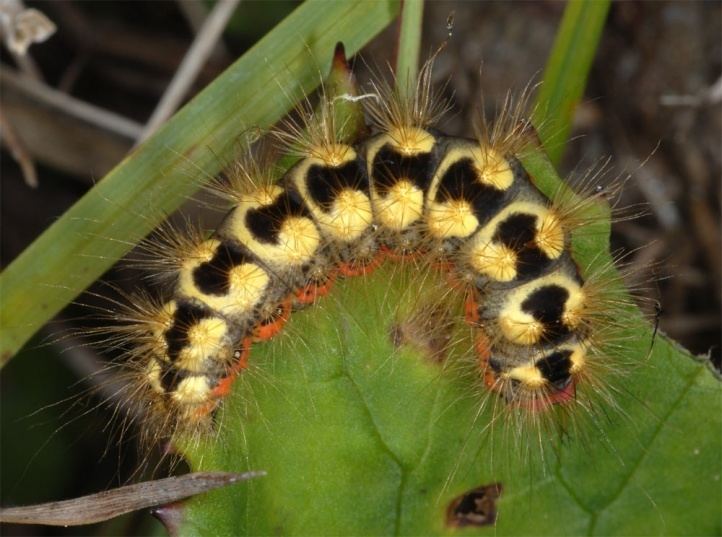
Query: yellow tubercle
474,146,514,190
323,189,374,241
469,242,518,282
172,376,212,405
562,286,586,330
535,211,565,259
569,342,588,374
277,217,322,263
386,126,435,155
146,359,164,395
374,180,424,231
499,314,544,346
504,364,546,389
191,238,220,263
176,317,229,372
249,184,284,206
177,240,215,283
227,263,271,308
426,199,479,239
310,143,356,167
150,301,177,352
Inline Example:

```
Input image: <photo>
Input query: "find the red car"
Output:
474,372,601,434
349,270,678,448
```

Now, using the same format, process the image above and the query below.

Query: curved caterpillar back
107,54,635,452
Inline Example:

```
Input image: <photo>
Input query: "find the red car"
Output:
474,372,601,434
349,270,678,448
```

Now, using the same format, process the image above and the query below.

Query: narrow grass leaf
532,0,611,165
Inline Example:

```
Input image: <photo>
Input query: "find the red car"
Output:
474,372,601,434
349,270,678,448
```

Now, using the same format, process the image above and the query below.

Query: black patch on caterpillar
245,189,312,245
515,249,552,280
493,212,550,280
436,158,507,223
164,301,215,362
493,213,536,248
520,285,572,343
371,144,434,195
158,361,193,393
193,241,254,296
305,159,368,212
535,349,573,389
158,363,220,395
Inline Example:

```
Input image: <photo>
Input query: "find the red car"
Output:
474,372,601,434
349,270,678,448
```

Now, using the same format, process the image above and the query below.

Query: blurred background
1,1,720,535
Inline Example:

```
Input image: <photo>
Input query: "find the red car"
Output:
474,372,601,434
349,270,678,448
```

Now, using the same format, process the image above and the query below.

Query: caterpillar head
478,336,588,410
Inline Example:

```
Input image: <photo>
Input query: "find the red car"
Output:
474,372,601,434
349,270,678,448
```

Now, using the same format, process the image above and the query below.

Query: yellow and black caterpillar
112,56,629,445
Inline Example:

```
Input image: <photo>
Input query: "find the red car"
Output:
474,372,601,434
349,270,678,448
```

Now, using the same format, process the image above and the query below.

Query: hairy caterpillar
94,46,636,466
2,2,720,533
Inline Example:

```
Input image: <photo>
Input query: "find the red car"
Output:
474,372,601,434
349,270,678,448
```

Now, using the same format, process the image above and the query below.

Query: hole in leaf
446,482,502,528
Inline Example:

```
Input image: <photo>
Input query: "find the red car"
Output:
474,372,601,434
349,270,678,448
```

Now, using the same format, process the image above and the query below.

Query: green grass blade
532,0,610,165
395,0,424,95
0,0,400,365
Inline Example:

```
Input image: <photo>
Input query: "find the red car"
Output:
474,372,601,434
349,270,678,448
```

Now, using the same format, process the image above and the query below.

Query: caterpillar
99,47,635,461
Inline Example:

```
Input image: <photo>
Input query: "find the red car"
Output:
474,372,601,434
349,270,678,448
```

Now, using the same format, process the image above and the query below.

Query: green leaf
532,0,611,165
395,0,424,96
179,147,721,535
0,0,400,365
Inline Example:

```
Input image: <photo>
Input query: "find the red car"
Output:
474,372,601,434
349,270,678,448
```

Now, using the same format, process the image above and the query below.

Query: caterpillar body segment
177,238,273,322
425,138,515,245
110,63,631,445
478,336,588,409
364,128,438,251
286,145,370,242
98,293,242,437
487,268,587,347
222,185,322,279
284,141,378,266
